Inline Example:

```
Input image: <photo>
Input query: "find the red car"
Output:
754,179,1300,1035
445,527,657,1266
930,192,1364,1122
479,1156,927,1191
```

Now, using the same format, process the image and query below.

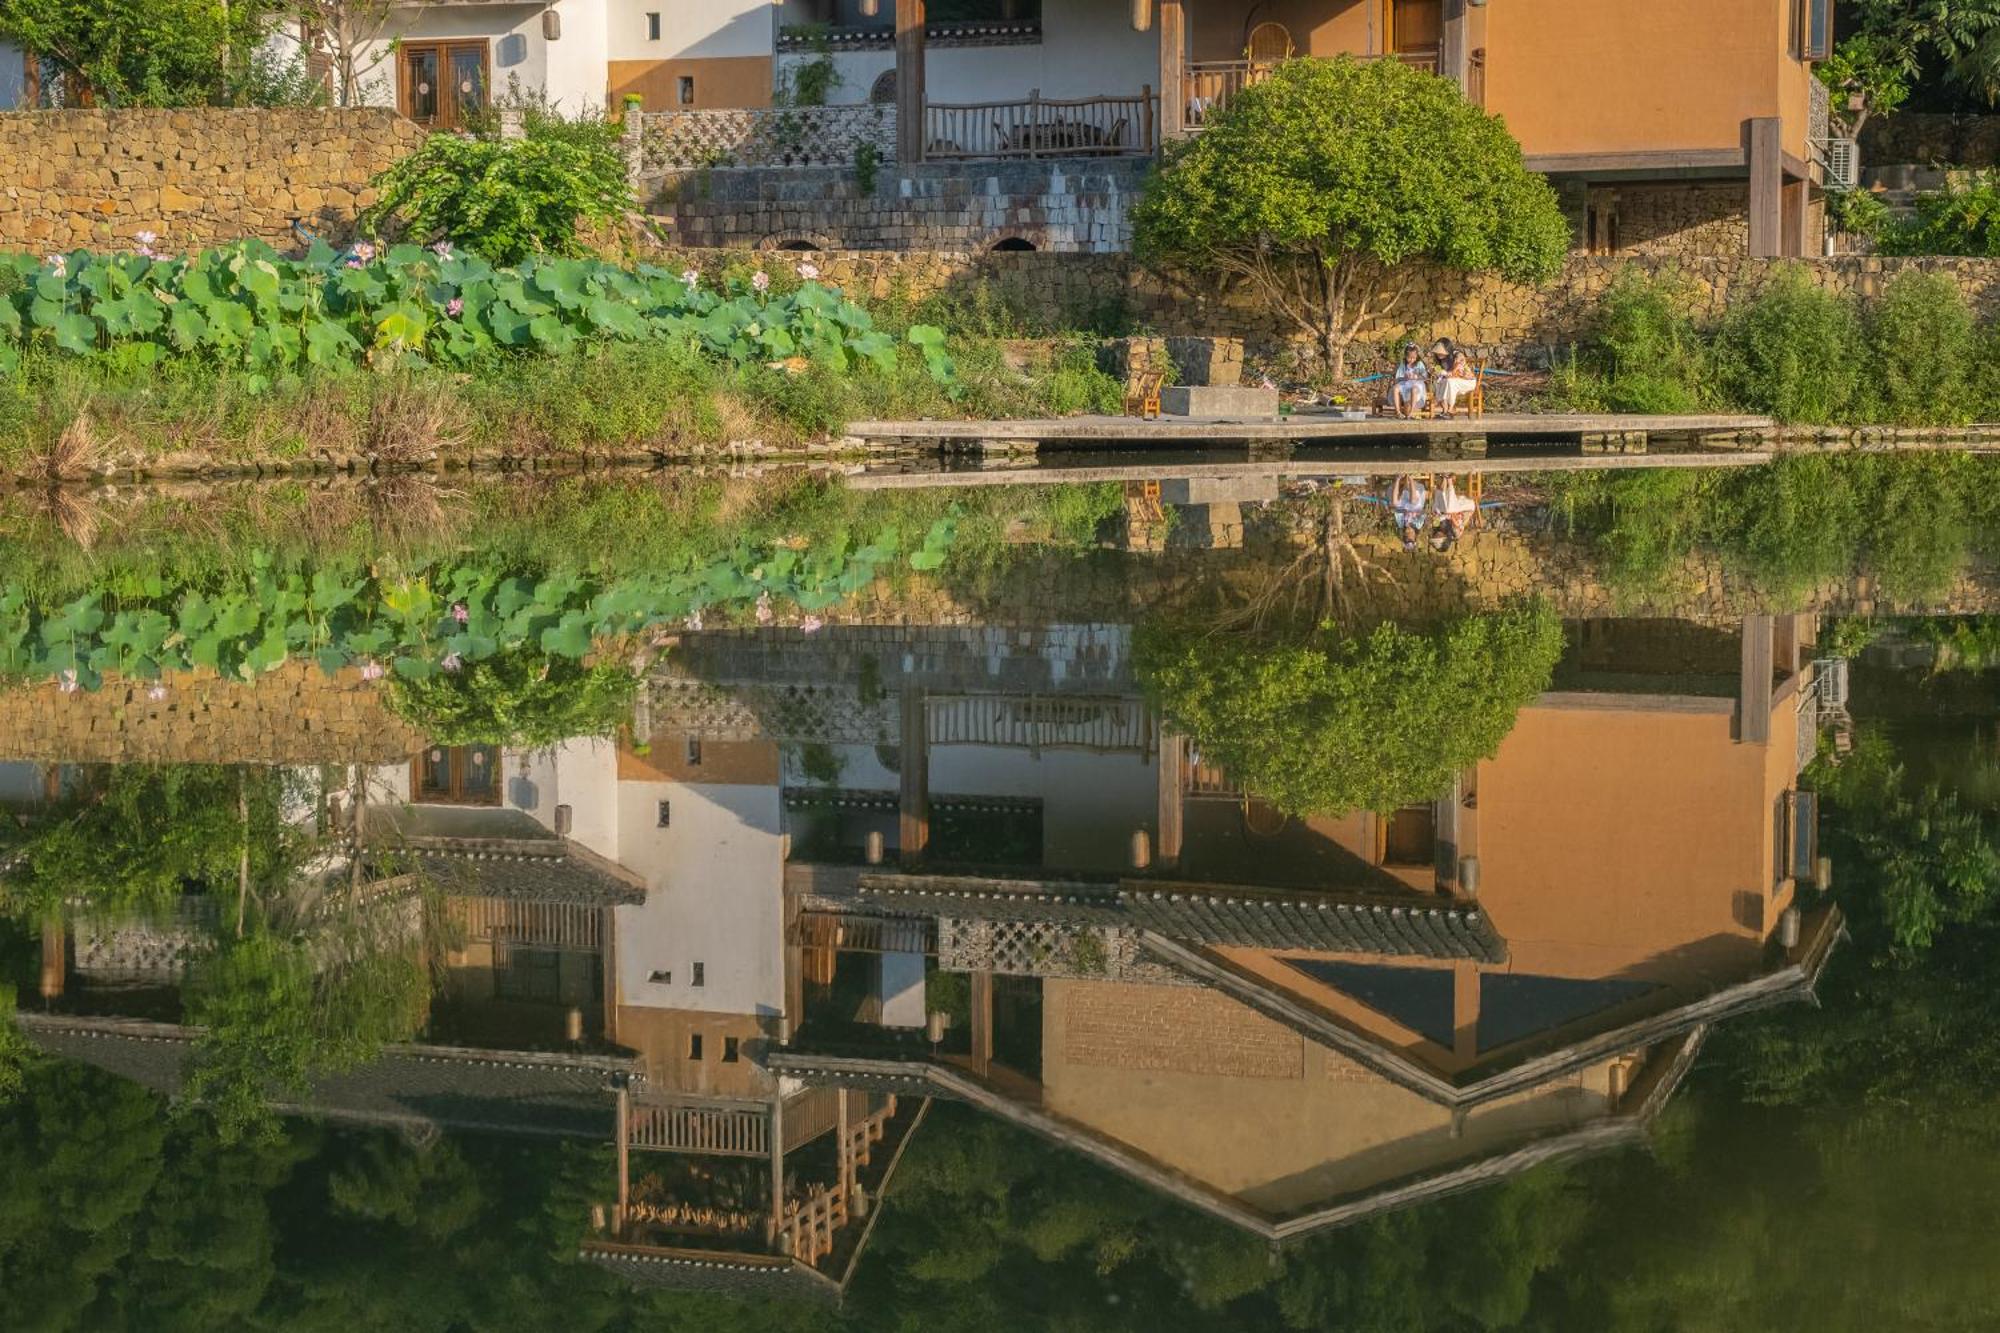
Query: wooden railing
776,1186,848,1266
782,1086,842,1153
926,693,1155,753
450,896,602,952
1184,48,1443,128
924,88,1155,160
628,1097,770,1157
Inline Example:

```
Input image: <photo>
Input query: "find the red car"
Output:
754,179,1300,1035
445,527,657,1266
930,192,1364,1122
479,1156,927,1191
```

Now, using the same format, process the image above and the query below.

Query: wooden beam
1739,614,1774,744
1524,148,1746,176
895,0,926,165
969,970,994,1078
39,918,64,1000
899,685,930,864
769,1096,788,1249
1746,117,1783,258
614,1084,631,1232
1158,0,1185,140
1440,0,1469,89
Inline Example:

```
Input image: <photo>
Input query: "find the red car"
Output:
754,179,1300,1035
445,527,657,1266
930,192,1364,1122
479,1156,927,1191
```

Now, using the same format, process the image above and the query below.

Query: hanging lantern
1131,0,1152,33
860,0,879,16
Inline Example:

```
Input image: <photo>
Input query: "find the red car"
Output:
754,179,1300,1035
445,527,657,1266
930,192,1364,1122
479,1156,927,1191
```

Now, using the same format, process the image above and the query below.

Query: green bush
1711,264,1865,425
1136,603,1565,817
1879,176,2000,257
1577,266,1709,414
1826,188,1894,242
1865,269,1977,426
363,134,633,264
385,650,637,748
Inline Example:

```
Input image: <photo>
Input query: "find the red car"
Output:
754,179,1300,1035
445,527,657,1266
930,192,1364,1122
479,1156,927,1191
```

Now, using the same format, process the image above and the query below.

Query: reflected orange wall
1481,0,1795,159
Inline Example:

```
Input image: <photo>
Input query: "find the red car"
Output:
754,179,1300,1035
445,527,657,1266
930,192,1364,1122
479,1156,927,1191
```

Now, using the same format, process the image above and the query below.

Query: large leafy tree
1133,56,1569,377
0,0,279,107
1137,604,1565,818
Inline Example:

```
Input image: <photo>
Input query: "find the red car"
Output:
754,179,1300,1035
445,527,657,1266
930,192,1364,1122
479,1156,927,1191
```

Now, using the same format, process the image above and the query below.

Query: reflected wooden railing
925,88,1156,160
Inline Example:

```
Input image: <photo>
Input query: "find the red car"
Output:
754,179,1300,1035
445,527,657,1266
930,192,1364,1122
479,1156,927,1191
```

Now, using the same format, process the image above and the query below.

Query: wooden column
895,0,927,165
836,1088,854,1194
969,970,994,1078
39,917,65,1000
769,1095,788,1249
1158,0,1185,141
1739,613,1774,744
1746,116,1784,258
899,685,930,864
614,1084,631,1232
1441,0,1469,89
1156,730,1185,870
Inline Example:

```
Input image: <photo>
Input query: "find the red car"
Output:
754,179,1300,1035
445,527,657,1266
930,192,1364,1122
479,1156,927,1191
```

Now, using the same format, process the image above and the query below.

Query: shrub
363,134,633,264
1136,603,1565,817
1132,56,1568,376
1711,264,1865,424
1577,266,1709,414
385,649,637,748
1879,176,2000,257
1826,188,1894,243
1865,269,1977,426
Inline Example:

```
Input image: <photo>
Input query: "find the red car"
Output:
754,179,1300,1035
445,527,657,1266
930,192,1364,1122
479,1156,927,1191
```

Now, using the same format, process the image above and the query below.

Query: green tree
1132,56,1568,377
1136,604,1565,817
1711,264,1866,425
363,135,634,264
0,0,278,106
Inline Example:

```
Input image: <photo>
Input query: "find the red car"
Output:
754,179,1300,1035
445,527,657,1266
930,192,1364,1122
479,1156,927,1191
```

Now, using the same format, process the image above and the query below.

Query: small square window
685,737,703,766
677,76,695,106
688,1033,704,1060
722,1036,740,1063
657,800,671,828
645,11,661,40
692,961,705,987
648,969,672,985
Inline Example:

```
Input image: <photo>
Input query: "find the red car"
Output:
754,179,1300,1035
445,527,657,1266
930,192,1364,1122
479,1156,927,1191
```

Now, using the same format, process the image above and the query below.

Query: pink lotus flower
452,602,469,623
687,611,704,631
359,660,385,681
751,271,771,293
800,615,824,634
147,684,169,701
46,254,66,278
354,241,377,263
446,297,464,317
680,268,700,288
441,652,463,673
57,668,78,693
136,230,157,246
432,241,454,258
754,592,774,625
797,262,820,281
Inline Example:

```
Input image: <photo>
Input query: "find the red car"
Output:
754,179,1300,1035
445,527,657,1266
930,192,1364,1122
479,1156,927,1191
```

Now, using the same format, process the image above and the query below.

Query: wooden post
1746,116,1783,258
895,0,927,165
39,918,64,1000
970,970,994,1078
769,1096,788,1250
1156,730,1184,870
1739,613,1774,744
836,1088,854,1195
1140,82,1154,153
1158,0,1184,140
1441,0,1469,89
1029,87,1041,159
899,686,930,864
614,1084,631,1232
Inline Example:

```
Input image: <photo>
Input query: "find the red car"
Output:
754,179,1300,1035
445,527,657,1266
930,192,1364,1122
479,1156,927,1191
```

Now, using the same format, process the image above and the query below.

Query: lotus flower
800,616,824,634
354,241,377,263
441,652,463,673
687,611,704,631
147,684,169,701
797,262,820,281
432,241,454,259
359,660,385,681
755,592,774,625
751,271,771,293
681,268,701,288
57,669,78,693
452,602,469,623
136,230,157,246
446,297,464,317
46,254,66,278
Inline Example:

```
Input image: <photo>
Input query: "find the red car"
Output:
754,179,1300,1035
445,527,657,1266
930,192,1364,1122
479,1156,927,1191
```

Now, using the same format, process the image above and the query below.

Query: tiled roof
17,1013,633,1138
851,875,1506,962
407,845,647,908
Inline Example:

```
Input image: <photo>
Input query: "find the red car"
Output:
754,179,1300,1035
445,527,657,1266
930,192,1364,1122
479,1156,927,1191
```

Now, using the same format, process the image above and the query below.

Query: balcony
1184,47,1444,129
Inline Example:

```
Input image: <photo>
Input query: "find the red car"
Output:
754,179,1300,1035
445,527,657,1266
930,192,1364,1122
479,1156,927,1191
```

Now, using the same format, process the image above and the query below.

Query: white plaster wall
348,2,609,112
504,740,621,857
0,42,27,108
802,1,1158,106
546,0,614,110
613,779,786,1019
0,762,43,807
928,746,1158,874
606,0,776,62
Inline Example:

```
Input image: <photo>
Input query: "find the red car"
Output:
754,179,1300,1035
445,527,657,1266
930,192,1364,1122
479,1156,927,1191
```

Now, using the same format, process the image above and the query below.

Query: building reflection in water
8,613,1843,1302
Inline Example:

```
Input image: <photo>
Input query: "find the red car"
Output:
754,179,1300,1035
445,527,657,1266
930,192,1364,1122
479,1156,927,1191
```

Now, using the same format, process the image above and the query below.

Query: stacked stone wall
1861,113,2000,166
0,108,425,251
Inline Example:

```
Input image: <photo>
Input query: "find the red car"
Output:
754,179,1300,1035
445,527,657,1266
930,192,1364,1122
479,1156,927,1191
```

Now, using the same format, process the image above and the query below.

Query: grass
0,329,1125,475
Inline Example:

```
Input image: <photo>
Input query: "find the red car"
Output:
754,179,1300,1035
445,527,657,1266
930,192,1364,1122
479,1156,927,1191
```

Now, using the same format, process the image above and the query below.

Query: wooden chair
1125,370,1164,420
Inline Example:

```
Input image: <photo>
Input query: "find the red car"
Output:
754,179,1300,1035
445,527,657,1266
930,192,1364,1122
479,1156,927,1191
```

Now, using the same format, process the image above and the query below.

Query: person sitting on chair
1390,475,1429,551
1430,475,1479,552
1435,342,1479,416
1391,343,1429,418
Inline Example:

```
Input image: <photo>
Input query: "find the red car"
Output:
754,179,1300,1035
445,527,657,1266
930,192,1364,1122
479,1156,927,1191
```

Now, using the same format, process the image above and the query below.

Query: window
398,41,489,131
649,969,672,985
657,800,671,828
688,1033,704,1060
684,738,703,766
645,11,660,40
722,1036,740,1063
677,76,695,105
869,70,897,105
692,961,705,988
1382,804,1437,867
413,745,501,805
1799,0,1832,60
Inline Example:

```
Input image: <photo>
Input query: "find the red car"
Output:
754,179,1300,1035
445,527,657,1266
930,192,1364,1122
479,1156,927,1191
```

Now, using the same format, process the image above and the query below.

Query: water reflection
8,598,1845,1297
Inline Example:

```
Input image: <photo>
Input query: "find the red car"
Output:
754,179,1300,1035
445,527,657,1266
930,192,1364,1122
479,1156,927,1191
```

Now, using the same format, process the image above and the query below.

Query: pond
1,466,1995,1330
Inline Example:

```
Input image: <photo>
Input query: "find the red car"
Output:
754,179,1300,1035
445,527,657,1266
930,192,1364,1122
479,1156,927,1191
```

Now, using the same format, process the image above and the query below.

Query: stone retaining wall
0,108,425,252
668,247,2000,369
645,158,1150,253
1861,113,2000,166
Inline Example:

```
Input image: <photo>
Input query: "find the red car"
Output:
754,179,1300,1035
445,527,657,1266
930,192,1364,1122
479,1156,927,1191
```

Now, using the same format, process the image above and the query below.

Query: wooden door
400,40,490,130
1389,0,1443,56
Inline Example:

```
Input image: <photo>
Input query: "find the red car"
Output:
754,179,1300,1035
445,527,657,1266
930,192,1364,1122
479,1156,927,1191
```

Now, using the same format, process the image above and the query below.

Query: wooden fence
1184,48,1441,126
924,89,1155,160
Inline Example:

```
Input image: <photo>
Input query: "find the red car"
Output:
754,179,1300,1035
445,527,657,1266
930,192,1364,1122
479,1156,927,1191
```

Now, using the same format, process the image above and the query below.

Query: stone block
1160,385,1280,418
1164,335,1245,387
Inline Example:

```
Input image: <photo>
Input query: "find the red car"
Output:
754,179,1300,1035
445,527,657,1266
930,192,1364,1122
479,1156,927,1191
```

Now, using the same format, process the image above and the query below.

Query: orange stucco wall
1476,0,1799,160
609,55,773,110
1188,0,1380,63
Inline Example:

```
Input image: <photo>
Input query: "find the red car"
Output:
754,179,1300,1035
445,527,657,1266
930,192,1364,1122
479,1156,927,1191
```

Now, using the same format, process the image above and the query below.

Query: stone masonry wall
1583,183,1752,258
671,247,2000,370
1861,113,2000,167
644,158,1150,254
0,109,426,252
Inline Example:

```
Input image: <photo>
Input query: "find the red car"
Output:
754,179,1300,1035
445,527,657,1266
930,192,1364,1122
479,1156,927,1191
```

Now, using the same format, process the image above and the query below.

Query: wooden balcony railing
628,1096,771,1158
1185,47,1444,128
924,88,1155,160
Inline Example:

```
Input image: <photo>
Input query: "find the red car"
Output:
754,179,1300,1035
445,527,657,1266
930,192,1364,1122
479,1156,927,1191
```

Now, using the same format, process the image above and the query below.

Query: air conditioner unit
1825,138,1860,190
1812,657,1850,708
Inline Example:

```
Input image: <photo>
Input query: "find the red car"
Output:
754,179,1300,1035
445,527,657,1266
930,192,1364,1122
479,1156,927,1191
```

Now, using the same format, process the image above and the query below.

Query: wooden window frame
397,39,491,131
